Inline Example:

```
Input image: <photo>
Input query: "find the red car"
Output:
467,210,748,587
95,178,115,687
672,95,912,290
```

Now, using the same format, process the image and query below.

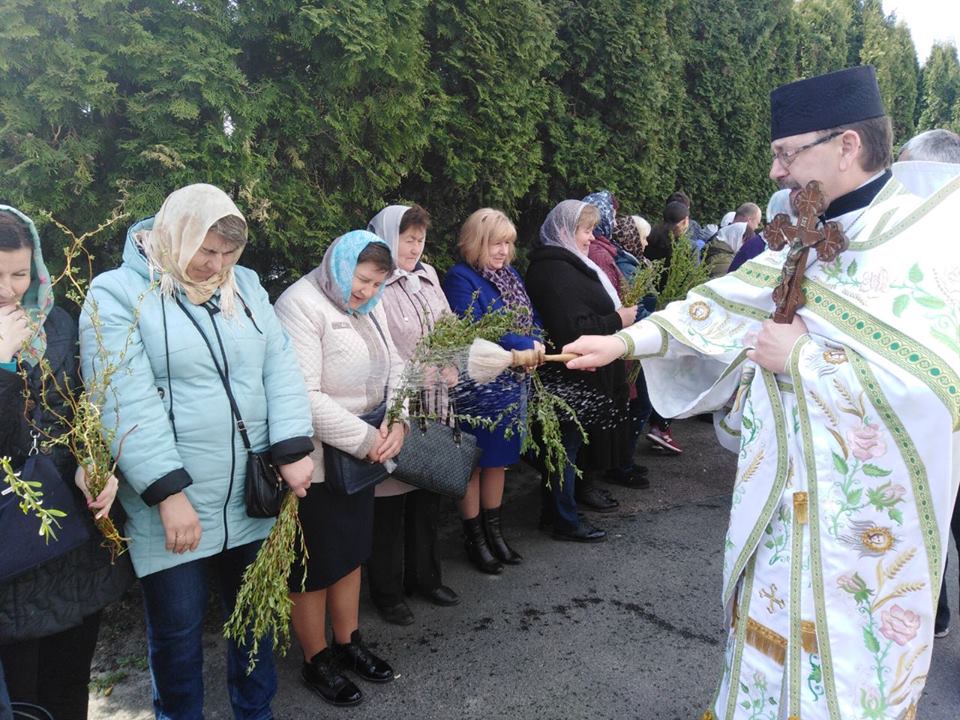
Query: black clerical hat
770,66,886,141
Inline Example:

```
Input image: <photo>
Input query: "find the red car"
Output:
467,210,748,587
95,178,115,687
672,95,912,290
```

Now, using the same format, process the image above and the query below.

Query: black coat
525,245,632,471
0,308,133,643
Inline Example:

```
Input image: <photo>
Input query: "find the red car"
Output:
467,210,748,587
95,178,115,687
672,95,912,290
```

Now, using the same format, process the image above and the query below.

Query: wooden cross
763,180,849,323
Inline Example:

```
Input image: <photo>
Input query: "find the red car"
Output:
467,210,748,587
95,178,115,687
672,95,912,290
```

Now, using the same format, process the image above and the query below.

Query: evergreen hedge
0,0,955,289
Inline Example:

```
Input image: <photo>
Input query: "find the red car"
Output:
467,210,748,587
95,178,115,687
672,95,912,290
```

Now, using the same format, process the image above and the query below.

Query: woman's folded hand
278,455,313,498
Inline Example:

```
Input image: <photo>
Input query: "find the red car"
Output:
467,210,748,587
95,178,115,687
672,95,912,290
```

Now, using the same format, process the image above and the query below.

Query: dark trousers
0,611,101,720
935,496,960,630
367,491,444,608
139,540,275,720
619,370,654,472
539,421,586,533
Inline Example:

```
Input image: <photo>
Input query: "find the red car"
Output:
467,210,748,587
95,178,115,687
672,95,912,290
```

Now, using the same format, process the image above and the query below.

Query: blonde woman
442,209,542,574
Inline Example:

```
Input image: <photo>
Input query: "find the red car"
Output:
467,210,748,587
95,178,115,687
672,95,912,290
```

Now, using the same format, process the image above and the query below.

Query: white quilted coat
274,268,405,484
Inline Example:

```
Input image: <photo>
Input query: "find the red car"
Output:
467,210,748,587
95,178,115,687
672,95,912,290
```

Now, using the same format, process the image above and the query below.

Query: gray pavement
89,418,960,719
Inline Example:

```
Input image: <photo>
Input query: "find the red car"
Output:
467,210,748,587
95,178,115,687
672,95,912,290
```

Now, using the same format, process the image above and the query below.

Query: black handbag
177,298,287,518
393,394,480,499
0,425,93,583
322,402,390,495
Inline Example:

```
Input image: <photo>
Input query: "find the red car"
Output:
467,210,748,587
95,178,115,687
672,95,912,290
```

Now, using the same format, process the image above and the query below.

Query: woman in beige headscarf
80,183,315,718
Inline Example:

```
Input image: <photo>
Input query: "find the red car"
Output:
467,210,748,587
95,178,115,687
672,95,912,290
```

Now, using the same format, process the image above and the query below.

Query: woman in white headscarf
524,200,636,543
80,184,316,719
365,204,460,626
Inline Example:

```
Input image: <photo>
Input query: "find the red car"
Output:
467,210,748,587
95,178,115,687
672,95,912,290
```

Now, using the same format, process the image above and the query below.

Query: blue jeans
140,540,275,720
546,421,586,533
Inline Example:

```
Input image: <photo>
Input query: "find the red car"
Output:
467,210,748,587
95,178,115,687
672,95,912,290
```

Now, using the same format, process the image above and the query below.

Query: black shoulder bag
176,299,286,518
0,404,93,582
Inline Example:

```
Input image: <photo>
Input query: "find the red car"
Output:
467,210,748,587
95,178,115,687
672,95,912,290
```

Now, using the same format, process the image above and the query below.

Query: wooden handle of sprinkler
509,349,580,367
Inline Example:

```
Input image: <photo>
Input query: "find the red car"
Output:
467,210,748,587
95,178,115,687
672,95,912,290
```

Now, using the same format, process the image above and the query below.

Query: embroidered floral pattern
891,263,960,357
811,378,902,537
836,552,927,720
738,671,778,720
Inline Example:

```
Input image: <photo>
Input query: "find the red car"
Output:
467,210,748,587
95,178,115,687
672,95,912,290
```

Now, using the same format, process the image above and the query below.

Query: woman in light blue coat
80,184,314,719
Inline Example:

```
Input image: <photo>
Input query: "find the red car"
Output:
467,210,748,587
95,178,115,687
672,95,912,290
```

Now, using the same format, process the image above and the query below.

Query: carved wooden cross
763,180,849,323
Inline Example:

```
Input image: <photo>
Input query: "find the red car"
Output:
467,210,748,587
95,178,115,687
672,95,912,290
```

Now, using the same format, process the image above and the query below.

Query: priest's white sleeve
616,284,767,421
614,319,665,359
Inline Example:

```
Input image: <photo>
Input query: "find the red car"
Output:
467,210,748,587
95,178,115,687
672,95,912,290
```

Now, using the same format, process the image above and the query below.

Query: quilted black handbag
393,395,480,499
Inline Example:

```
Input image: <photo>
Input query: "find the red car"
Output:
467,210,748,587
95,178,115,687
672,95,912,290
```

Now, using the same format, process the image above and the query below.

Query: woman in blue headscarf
274,231,406,709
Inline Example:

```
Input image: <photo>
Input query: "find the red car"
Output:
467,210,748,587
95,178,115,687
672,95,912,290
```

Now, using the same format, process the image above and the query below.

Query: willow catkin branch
1,456,66,543
224,492,308,674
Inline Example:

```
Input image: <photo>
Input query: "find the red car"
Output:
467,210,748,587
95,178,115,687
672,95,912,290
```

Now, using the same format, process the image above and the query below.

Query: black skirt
289,481,375,592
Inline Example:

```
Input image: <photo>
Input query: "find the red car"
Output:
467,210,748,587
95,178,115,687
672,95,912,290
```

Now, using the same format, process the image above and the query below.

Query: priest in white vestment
565,66,960,720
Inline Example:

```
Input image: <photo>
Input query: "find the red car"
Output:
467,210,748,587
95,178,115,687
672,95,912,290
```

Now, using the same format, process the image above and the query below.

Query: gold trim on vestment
793,491,808,525
732,611,819,667
745,617,788,666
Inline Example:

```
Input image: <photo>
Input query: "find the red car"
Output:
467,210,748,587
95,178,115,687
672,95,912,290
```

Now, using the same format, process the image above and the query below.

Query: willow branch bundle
519,370,587,487
1,208,132,557
657,233,711,310
386,295,587,488
621,259,664,308
224,492,307,673
387,294,532,425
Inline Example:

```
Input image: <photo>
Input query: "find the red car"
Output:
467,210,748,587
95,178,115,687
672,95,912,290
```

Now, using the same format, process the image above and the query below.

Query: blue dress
442,262,541,467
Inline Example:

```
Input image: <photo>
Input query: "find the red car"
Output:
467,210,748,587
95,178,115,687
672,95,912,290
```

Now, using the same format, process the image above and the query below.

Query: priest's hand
746,317,809,374
562,335,624,371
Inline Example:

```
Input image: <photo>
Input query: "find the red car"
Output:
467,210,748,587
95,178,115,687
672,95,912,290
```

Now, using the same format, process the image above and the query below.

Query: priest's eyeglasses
771,130,844,167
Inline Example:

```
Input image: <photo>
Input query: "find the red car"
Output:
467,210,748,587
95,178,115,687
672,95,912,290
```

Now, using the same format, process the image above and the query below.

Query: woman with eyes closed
79,184,314,719
274,230,405,707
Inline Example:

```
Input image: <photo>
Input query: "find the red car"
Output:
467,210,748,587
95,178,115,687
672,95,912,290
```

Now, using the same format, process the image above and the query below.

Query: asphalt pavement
89,418,960,719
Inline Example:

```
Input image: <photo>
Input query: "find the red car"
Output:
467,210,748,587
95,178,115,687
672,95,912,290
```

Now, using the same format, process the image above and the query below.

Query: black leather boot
482,506,522,564
462,516,503,574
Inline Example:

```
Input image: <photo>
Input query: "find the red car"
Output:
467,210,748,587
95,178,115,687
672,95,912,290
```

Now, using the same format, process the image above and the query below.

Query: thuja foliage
0,0,945,284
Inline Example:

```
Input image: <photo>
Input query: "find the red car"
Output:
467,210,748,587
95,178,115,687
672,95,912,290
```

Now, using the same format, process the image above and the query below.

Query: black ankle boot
481,506,522,564
462,516,503,574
